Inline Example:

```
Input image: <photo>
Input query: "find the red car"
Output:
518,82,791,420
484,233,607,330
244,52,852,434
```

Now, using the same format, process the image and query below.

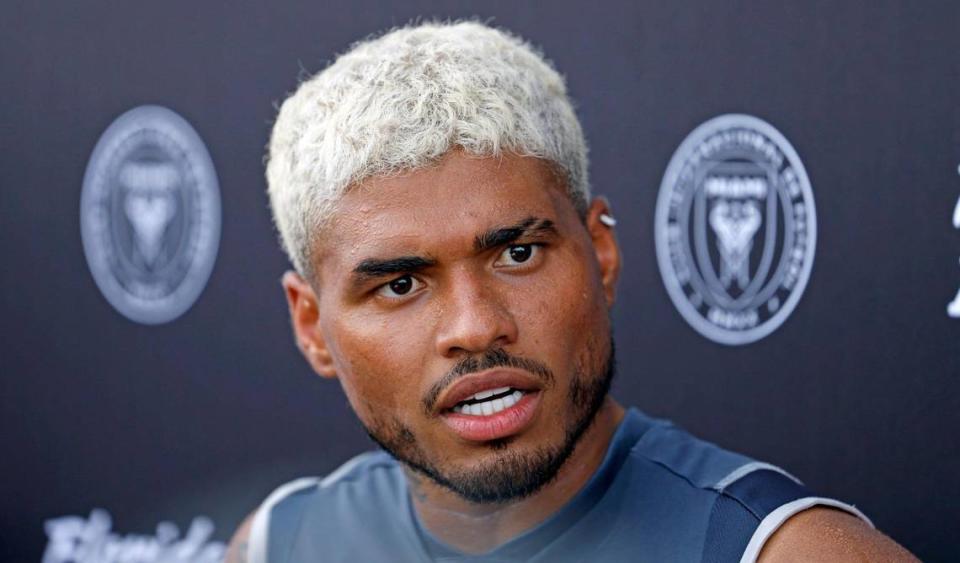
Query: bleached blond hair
266,21,590,276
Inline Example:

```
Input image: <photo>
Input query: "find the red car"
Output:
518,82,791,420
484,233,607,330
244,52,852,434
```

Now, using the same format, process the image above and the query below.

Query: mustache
423,348,555,413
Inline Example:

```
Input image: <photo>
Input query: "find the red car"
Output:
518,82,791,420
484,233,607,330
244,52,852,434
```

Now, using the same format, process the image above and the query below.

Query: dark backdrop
2,1,958,561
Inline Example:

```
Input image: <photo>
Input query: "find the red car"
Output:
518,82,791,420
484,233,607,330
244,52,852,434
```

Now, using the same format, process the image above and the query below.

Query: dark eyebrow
351,256,436,283
474,217,557,252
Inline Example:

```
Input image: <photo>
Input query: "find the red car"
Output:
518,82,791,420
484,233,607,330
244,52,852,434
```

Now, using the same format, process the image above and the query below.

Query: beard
360,337,616,504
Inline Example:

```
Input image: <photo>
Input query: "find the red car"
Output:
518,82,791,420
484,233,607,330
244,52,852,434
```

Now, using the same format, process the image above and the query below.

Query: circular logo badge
654,114,816,345
80,106,221,325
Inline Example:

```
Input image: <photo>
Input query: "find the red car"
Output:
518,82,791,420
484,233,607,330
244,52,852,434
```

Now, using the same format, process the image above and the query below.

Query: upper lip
435,369,543,412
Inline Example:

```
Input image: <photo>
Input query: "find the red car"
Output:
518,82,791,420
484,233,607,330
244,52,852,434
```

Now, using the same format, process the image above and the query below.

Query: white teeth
469,386,511,402
453,389,527,416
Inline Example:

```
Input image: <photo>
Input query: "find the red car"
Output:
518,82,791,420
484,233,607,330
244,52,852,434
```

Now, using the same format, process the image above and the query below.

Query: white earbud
599,213,617,227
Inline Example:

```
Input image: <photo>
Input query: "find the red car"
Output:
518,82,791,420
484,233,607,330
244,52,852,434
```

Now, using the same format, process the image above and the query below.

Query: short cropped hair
266,21,590,276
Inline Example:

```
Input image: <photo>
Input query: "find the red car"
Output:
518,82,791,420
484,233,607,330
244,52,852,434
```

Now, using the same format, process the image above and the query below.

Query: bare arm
223,512,255,563
758,507,918,562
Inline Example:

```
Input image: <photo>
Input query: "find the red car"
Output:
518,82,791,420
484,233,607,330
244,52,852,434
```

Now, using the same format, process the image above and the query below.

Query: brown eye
389,276,412,294
377,275,420,299
508,245,533,263
496,244,539,267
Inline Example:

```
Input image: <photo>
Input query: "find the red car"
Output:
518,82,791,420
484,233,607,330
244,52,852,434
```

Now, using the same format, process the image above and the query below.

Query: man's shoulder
619,407,806,506
258,449,402,514
623,409,759,492
616,409,875,561
244,450,412,563
757,506,919,562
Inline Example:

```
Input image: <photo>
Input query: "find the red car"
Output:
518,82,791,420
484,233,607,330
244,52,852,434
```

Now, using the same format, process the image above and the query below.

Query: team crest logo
654,114,817,345
80,106,221,325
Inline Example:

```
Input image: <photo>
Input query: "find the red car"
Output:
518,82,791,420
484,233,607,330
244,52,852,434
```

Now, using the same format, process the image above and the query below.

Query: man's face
290,150,621,503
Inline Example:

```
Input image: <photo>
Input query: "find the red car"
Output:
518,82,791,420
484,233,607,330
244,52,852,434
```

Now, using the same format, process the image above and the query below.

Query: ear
585,197,622,308
281,271,337,378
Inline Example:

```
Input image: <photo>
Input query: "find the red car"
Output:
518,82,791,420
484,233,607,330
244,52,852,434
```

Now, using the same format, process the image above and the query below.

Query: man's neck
405,398,626,555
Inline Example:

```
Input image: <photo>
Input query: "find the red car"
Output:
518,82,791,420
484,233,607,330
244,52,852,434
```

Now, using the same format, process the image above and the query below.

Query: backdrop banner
2,2,958,561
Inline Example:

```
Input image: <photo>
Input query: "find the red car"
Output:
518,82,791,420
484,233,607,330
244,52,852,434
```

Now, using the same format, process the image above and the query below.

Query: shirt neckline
407,408,651,561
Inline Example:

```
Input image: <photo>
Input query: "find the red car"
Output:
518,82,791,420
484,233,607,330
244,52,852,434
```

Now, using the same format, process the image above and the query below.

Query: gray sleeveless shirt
249,408,870,562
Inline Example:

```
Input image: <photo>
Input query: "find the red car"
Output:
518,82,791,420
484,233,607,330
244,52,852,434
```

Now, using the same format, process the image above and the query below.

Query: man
229,21,915,562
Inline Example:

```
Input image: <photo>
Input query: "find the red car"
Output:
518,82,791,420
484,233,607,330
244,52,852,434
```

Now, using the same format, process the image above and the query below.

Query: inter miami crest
80,106,221,325
654,114,817,345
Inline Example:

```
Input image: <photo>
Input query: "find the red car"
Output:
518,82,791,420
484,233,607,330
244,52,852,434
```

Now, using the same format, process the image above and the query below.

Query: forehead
314,152,569,278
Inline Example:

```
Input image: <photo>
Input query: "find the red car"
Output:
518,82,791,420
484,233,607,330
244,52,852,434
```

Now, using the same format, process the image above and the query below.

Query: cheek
326,311,430,417
514,246,607,348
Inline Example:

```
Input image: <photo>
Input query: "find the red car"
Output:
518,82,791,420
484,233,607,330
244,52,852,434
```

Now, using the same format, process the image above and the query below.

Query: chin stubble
361,338,616,504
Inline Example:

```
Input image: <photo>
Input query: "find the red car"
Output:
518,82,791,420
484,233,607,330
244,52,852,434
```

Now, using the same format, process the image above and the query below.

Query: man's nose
434,273,519,357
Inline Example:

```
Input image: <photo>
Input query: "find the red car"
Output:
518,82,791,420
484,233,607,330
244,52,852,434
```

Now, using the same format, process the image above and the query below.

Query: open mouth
435,369,545,442
450,386,527,416
441,388,541,442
